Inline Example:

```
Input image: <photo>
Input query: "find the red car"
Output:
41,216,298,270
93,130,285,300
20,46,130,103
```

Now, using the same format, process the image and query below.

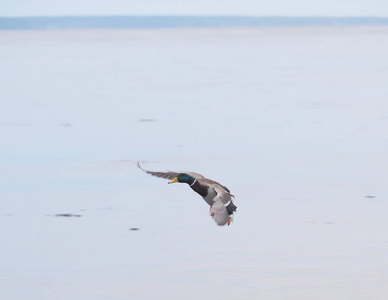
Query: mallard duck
137,162,237,226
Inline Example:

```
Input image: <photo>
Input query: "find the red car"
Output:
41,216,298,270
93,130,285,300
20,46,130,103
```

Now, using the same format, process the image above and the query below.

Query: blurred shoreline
1,15,388,30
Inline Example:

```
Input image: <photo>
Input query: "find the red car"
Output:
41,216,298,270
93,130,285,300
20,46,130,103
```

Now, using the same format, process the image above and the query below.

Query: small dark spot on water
59,123,72,127
129,228,140,231
138,118,155,122
55,213,82,218
365,195,376,199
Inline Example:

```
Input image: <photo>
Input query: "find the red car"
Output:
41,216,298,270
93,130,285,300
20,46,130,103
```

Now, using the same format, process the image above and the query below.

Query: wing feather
210,200,230,226
209,186,236,226
137,162,205,180
137,162,179,180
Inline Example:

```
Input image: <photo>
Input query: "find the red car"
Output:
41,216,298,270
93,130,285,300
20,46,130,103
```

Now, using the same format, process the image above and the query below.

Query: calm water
1,26,388,299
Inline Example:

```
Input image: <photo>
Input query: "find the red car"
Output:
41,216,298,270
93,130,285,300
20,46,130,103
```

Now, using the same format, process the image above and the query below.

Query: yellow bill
168,177,178,184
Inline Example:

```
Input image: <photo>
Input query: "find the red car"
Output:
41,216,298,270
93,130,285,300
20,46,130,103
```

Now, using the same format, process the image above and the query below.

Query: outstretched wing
137,162,205,180
209,186,237,226
137,162,179,180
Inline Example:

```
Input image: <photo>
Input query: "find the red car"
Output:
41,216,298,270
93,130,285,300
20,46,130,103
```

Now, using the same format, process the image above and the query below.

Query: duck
137,162,237,226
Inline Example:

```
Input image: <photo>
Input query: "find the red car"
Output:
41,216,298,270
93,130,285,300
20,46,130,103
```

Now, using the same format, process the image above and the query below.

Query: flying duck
137,162,237,226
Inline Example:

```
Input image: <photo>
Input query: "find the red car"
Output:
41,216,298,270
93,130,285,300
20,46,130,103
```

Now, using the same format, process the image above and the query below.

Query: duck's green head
169,173,195,185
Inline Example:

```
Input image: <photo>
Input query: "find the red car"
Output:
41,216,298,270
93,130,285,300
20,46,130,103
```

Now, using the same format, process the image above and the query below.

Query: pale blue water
1,27,388,299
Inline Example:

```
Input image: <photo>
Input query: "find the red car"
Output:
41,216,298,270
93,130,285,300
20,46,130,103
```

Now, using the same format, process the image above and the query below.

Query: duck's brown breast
189,180,208,197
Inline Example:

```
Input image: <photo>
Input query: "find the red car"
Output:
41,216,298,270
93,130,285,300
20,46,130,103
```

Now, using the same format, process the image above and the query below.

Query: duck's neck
181,175,195,185
187,178,196,185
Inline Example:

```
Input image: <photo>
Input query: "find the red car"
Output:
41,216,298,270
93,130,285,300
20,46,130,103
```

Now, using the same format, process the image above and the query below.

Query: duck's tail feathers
225,201,237,215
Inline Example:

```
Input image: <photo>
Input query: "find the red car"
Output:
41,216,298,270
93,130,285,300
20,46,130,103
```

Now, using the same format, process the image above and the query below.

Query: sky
1,0,388,17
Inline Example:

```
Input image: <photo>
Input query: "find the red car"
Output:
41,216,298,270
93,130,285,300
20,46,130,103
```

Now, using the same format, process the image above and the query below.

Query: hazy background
1,0,388,17
1,0,388,300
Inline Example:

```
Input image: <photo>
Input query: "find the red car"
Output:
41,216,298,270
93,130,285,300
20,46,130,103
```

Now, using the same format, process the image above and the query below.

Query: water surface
1,26,388,299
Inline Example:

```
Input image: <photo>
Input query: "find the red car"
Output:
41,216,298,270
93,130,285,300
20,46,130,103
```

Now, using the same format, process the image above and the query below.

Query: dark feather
137,162,179,180
226,201,237,215
221,185,231,193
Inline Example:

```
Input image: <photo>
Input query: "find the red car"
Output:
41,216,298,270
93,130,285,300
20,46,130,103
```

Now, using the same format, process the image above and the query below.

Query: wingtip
136,161,144,171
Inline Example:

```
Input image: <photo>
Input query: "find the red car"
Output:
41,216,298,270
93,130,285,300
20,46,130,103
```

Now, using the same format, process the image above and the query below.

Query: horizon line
2,15,388,30
1,15,388,18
